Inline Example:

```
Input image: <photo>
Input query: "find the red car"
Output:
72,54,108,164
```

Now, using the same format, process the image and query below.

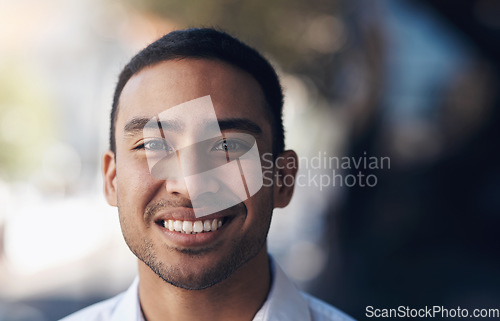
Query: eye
142,139,173,152
212,139,246,152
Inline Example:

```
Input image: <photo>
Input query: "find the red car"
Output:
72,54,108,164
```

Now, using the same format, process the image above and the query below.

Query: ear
103,150,118,207
273,150,298,208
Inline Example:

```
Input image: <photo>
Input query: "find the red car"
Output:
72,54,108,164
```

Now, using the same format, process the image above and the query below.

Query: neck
138,248,271,321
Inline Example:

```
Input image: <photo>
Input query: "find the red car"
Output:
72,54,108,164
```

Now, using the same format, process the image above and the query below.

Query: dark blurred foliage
315,1,500,320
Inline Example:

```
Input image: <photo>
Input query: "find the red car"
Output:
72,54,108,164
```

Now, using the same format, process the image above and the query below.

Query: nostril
165,177,189,195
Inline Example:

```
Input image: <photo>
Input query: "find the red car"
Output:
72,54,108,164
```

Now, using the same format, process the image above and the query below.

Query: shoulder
59,293,124,321
267,257,356,321
301,292,357,321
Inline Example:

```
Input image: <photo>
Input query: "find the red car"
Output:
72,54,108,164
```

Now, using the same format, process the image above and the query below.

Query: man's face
104,59,279,289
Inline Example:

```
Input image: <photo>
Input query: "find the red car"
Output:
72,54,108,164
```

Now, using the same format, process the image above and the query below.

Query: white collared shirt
60,259,355,321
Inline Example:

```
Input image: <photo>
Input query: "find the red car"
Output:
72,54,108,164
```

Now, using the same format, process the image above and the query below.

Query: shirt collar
110,257,311,321
253,259,312,321
110,277,142,321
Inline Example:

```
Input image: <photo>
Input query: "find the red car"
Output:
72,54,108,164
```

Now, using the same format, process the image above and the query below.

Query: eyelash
134,139,173,152
212,139,245,152
134,138,249,153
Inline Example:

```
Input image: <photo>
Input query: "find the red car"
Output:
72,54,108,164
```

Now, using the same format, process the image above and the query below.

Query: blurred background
1,0,499,320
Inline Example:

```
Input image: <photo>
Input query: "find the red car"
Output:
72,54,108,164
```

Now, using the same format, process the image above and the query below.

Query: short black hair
110,28,284,156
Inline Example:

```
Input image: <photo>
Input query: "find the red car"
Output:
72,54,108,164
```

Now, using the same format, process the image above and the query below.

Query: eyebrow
215,118,263,135
124,117,183,134
123,117,262,136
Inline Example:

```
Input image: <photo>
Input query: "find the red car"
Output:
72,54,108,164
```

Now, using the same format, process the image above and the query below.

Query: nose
183,171,220,201
165,176,190,196
165,147,220,201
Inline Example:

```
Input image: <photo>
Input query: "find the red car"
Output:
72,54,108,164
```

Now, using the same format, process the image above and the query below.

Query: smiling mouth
156,217,230,234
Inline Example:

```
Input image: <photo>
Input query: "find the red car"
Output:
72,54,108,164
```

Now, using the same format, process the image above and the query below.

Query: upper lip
154,207,236,222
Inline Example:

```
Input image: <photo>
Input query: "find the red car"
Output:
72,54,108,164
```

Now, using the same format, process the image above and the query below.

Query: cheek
115,159,161,208
243,185,274,226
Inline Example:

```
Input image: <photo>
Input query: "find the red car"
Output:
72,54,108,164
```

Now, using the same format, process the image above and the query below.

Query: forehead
117,59,269,129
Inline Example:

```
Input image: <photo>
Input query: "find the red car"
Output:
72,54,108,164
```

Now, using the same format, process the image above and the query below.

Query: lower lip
155,218,231,247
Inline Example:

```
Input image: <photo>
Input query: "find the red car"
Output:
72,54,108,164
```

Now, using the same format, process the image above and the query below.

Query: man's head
110,28,284,157
103,28,297,290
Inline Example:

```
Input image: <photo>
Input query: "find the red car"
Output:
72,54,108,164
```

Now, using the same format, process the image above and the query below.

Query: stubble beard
120,203,271,290
130,233,267,290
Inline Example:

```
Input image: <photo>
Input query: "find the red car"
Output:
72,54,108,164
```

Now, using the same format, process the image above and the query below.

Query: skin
103,58,298,321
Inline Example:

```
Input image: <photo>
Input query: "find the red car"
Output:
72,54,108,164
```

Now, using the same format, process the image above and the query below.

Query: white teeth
193,221,203,233
163,218,225,234
182,221,193,234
